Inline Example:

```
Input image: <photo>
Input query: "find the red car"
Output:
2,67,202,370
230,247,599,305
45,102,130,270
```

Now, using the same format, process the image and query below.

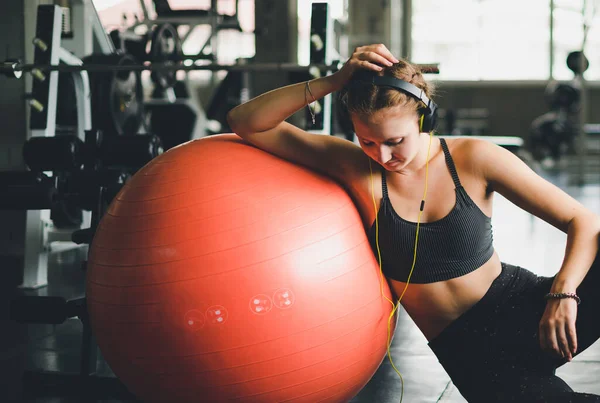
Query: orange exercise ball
86,134,396,403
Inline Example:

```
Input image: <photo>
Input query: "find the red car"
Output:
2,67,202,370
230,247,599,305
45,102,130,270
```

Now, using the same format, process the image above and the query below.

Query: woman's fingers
540,320,563,358
557,325,572,361
566,320,578,356
365,43,399,64
357,60,384,71
539,300,579,361
539,325,548,352
358,51,395,67
334,43,401,86
352,44,399,67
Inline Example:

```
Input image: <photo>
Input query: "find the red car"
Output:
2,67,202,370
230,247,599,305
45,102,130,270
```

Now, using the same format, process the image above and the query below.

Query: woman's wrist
325,70,350,92
544,292,581,305
550,277,578,294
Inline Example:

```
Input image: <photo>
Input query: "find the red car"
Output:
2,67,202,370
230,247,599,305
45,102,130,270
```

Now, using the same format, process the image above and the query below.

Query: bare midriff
388,251,502,341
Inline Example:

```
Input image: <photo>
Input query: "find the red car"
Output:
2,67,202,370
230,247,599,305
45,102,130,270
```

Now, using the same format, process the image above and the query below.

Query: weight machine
3,1,149,289
1,4,161,400
15,3,97,289
134,0,242,62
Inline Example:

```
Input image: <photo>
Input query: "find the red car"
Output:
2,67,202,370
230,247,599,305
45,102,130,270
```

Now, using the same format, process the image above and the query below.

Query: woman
226,44,600,402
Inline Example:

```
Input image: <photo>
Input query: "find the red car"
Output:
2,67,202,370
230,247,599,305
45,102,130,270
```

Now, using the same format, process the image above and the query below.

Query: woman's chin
384,160,404,170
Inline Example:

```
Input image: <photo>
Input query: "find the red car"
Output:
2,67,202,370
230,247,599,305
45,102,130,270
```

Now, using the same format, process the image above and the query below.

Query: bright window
552,0,600,80
412,0,551,80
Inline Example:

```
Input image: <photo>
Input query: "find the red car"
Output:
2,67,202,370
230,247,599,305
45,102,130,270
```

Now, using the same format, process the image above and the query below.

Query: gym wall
434,82,600,142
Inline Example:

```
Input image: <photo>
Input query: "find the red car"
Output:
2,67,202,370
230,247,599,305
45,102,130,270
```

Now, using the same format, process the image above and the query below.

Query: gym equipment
11,4,153,288
149,24,183,89
567,50,591,185
56,72,80,129
205,68,247,133
1,130,162,212
136,0,243,62
60,0,115,57
8,294,136,400
1,58,439,76
544,81,581,112
147,102,199,149
529,110,577,161
86,134,395,403
28,6,92,143
111,23,183,90
308,2,335,134
5,128,162,400
11,4,94,289
566,50,589,75
528,53,586,165
11,295,86,325
82,53,145,136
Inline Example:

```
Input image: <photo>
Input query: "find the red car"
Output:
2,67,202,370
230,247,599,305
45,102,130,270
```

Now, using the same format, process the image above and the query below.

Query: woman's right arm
226,44,398,182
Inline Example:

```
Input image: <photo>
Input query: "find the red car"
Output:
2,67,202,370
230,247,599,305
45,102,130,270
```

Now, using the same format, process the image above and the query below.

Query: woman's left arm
465,139,600,361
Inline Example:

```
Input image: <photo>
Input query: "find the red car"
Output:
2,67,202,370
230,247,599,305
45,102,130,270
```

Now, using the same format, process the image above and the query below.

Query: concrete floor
1,169,599,403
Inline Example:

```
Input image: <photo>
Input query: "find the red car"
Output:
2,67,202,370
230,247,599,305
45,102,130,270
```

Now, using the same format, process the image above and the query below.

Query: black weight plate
82,53,144,136
51,199,83,229
566,51,589,75
149,24,183,89
112,69,143,135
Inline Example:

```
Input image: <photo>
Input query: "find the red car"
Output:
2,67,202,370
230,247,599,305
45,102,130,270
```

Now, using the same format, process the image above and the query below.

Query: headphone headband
350,71,437,115
349,70,438,132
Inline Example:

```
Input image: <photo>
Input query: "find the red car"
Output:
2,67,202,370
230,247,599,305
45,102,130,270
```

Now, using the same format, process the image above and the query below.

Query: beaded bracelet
305,81,317,125
544,292,581,305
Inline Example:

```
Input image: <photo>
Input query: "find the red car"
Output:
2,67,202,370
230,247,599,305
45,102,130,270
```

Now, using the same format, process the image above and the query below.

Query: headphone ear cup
420,110,437,133
421,114,431,132
418,110,430,132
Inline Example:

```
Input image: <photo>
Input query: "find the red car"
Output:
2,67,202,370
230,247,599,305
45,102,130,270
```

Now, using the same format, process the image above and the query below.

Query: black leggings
428,248,600,403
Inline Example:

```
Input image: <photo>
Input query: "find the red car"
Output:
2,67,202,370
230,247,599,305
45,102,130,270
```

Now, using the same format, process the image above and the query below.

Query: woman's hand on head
331,44,399,89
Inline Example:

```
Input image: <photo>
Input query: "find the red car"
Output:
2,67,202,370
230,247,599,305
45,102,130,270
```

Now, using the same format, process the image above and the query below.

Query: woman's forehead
353,115,417,142
353,106,417,124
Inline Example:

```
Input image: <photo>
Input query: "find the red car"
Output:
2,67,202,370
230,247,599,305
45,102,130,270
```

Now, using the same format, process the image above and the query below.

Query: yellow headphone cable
368,125,434,403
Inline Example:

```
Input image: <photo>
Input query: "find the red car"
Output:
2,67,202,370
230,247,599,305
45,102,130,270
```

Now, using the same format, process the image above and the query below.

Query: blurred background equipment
529,78,582,163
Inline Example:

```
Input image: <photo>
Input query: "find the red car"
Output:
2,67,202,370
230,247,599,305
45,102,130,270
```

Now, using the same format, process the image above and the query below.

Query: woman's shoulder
443,136,490,154
442,136,503,191
443,136,500,169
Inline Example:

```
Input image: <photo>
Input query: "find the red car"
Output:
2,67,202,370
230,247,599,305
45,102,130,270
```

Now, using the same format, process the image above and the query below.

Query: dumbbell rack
8,180,135,400
4,127,162,401
2,8,160,396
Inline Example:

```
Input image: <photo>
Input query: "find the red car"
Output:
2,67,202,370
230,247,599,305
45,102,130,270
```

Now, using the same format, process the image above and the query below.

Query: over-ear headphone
350,70,438,132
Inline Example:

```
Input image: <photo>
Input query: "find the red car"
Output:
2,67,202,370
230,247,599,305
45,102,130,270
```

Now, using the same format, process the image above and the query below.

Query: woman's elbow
226,109,244,136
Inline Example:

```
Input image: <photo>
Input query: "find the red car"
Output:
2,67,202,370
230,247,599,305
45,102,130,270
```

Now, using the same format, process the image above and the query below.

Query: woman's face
352,106,423,171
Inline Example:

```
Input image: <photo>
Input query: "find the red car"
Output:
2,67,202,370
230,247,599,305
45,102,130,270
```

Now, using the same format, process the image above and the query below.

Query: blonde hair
339,59,435,120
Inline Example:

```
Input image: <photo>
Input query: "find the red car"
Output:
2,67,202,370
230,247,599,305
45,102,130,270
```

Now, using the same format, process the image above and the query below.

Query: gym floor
1,165,599,403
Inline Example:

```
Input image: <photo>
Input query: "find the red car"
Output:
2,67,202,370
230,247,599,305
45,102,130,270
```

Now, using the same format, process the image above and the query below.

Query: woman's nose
377,146,393,164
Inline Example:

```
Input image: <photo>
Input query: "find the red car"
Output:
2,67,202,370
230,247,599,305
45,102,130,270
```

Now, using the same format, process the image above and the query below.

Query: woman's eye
360,139,402,146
